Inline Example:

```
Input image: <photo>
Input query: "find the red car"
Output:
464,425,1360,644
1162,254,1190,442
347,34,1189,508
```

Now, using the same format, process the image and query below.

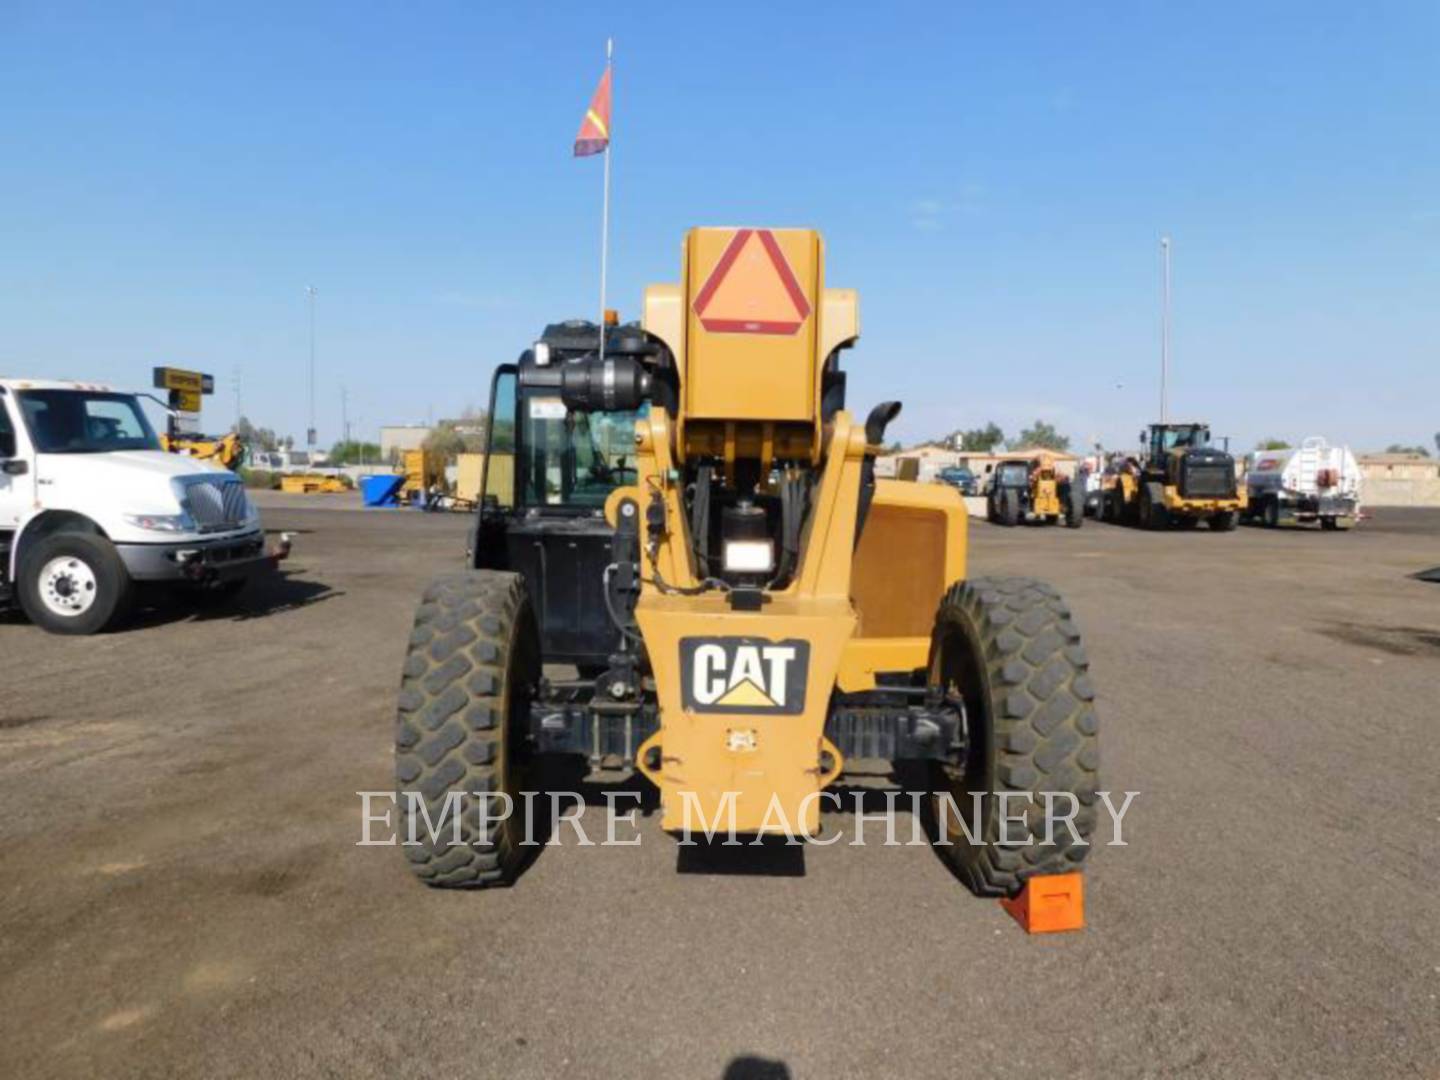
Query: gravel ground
1,493,1437,1079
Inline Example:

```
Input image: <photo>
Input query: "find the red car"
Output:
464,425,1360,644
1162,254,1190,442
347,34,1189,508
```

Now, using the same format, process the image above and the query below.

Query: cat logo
680,637,810,715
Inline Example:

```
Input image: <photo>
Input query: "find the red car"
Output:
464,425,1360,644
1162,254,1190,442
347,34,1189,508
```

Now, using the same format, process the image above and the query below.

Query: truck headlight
722,540,774,574
123,512,198,533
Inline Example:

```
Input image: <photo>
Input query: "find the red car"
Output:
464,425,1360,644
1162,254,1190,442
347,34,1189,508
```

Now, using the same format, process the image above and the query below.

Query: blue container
360,474,405,508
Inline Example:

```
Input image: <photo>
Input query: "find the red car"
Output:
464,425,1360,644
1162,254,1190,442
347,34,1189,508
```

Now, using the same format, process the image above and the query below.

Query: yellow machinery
393,228,1099,897
279,473,348,494
1103,422,1246,530
986,452,1083,527
160,431,244,471
400,448,447,502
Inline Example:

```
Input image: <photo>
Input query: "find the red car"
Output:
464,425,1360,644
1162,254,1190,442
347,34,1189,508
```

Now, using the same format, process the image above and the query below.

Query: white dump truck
0,378,290,634
1244,436,1361,530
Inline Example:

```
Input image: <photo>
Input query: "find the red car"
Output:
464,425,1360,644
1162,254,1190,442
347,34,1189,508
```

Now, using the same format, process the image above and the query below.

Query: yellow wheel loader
1103,422,1245,530
394,228,1099,897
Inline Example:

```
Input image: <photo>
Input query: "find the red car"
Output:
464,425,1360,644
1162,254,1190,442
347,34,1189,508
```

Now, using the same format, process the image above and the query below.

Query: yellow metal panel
635,591,856,834
642,282,685,369
818,287,859,363
683,227,821,423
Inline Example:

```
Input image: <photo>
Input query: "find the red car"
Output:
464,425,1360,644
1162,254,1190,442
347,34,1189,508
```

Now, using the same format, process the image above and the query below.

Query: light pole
306,285,318,447
1159,236,1171,426
341,385,351,460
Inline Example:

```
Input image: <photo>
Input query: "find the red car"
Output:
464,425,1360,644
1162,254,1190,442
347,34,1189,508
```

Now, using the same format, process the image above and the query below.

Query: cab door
0,391,36,530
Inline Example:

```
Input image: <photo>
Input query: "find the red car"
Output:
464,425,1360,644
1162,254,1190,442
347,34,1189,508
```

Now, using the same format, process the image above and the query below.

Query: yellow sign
152,367,214,394
172,388,203,412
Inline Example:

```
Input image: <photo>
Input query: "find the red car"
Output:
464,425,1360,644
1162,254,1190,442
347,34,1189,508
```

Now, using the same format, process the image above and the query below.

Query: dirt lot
2,495,1437,1079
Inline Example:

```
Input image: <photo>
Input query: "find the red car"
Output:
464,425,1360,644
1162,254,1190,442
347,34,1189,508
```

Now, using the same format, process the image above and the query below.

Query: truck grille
1181,463,1236,499
185,478,250,531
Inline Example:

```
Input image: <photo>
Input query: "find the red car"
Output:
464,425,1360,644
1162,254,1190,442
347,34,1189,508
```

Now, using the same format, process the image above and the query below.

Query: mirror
2,459,27,476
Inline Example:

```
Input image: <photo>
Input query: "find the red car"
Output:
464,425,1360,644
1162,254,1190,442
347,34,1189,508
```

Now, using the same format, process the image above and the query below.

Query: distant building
380,425,431,459
1358,452,1438,482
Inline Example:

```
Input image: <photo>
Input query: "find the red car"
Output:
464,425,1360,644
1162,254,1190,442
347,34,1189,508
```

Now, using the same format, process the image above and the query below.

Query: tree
1255,438,1291,450
1385,443,1432,457
1012,419,1070,452
235,415,278,452
953,422,1005,452
328,439,382,465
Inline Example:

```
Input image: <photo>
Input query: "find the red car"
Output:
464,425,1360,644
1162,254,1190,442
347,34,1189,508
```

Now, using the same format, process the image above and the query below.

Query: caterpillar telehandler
986,453,1083,528
1103,422,1245,530
394,227,1099,897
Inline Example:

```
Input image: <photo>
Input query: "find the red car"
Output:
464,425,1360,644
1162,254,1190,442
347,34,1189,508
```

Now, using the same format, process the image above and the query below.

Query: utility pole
306,285,318,447
231,364,242,431
1160,236,1171,426
341,385,350,459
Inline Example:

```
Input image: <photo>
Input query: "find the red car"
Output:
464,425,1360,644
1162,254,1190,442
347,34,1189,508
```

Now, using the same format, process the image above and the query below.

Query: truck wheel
927,577,1099,897
1065,487,1084,529
1208,510,1238,531
1000,489,1020,527
395,570,540,888
1320,516,1339,531
1263,497,1280,529
1139,483,1170,530
17,532,133,635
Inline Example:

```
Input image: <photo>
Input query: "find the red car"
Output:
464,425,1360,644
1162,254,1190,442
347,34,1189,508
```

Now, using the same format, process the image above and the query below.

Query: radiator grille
1182,464,1235,499
185,479,250,531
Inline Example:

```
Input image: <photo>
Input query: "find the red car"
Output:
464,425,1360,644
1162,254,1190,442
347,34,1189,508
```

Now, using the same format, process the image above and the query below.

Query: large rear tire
1208,510,1238,531
927,577,1099,897
395,570,540,888
1263,497,1281,529
1139,482,1170,530
999,489,1020,527
1064,485,1084,529
17,532,133,635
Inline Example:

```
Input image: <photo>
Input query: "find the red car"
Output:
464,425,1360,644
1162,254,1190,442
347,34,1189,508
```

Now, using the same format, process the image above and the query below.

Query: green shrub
240,468,280,490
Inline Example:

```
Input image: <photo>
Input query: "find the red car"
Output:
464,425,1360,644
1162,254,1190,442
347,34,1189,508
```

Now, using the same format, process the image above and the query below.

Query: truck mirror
2,459,27,476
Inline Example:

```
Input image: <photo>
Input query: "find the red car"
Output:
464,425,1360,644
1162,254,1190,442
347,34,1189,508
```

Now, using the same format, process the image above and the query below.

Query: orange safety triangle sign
692,229,812,335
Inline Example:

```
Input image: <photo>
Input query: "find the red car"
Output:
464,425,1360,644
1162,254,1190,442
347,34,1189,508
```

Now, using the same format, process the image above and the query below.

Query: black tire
1139,482,1170,530
1320,516,1339,531
1065,486,1084,529
1263,497,1281,529
16,532,133,635
395,570,540,888
1000,489,1020,527
927,576,1099,897
1102,489,1119,524
1208,510,1238,531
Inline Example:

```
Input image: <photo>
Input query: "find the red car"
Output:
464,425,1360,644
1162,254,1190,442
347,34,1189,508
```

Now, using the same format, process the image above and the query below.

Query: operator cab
1146,422,1211,462
470,319,656,667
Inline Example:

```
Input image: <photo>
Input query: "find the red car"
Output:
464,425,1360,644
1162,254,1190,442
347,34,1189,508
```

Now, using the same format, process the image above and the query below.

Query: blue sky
2,1,1436,453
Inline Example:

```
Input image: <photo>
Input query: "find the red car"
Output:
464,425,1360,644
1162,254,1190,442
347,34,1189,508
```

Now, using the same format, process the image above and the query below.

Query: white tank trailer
1244,436,1361,530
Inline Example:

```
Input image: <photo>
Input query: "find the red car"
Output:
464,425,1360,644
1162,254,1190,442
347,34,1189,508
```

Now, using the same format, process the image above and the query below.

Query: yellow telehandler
394,228,1099,899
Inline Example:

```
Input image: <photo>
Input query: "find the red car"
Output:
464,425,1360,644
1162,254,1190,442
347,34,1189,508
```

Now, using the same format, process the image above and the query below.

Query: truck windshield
519,394,642,509
17,390,161,454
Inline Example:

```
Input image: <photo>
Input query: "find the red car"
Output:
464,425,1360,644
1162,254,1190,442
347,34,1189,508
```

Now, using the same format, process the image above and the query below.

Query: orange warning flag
573,67,612,157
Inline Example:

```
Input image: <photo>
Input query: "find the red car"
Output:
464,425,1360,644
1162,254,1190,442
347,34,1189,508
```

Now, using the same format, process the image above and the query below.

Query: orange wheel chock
999,872,1085,934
